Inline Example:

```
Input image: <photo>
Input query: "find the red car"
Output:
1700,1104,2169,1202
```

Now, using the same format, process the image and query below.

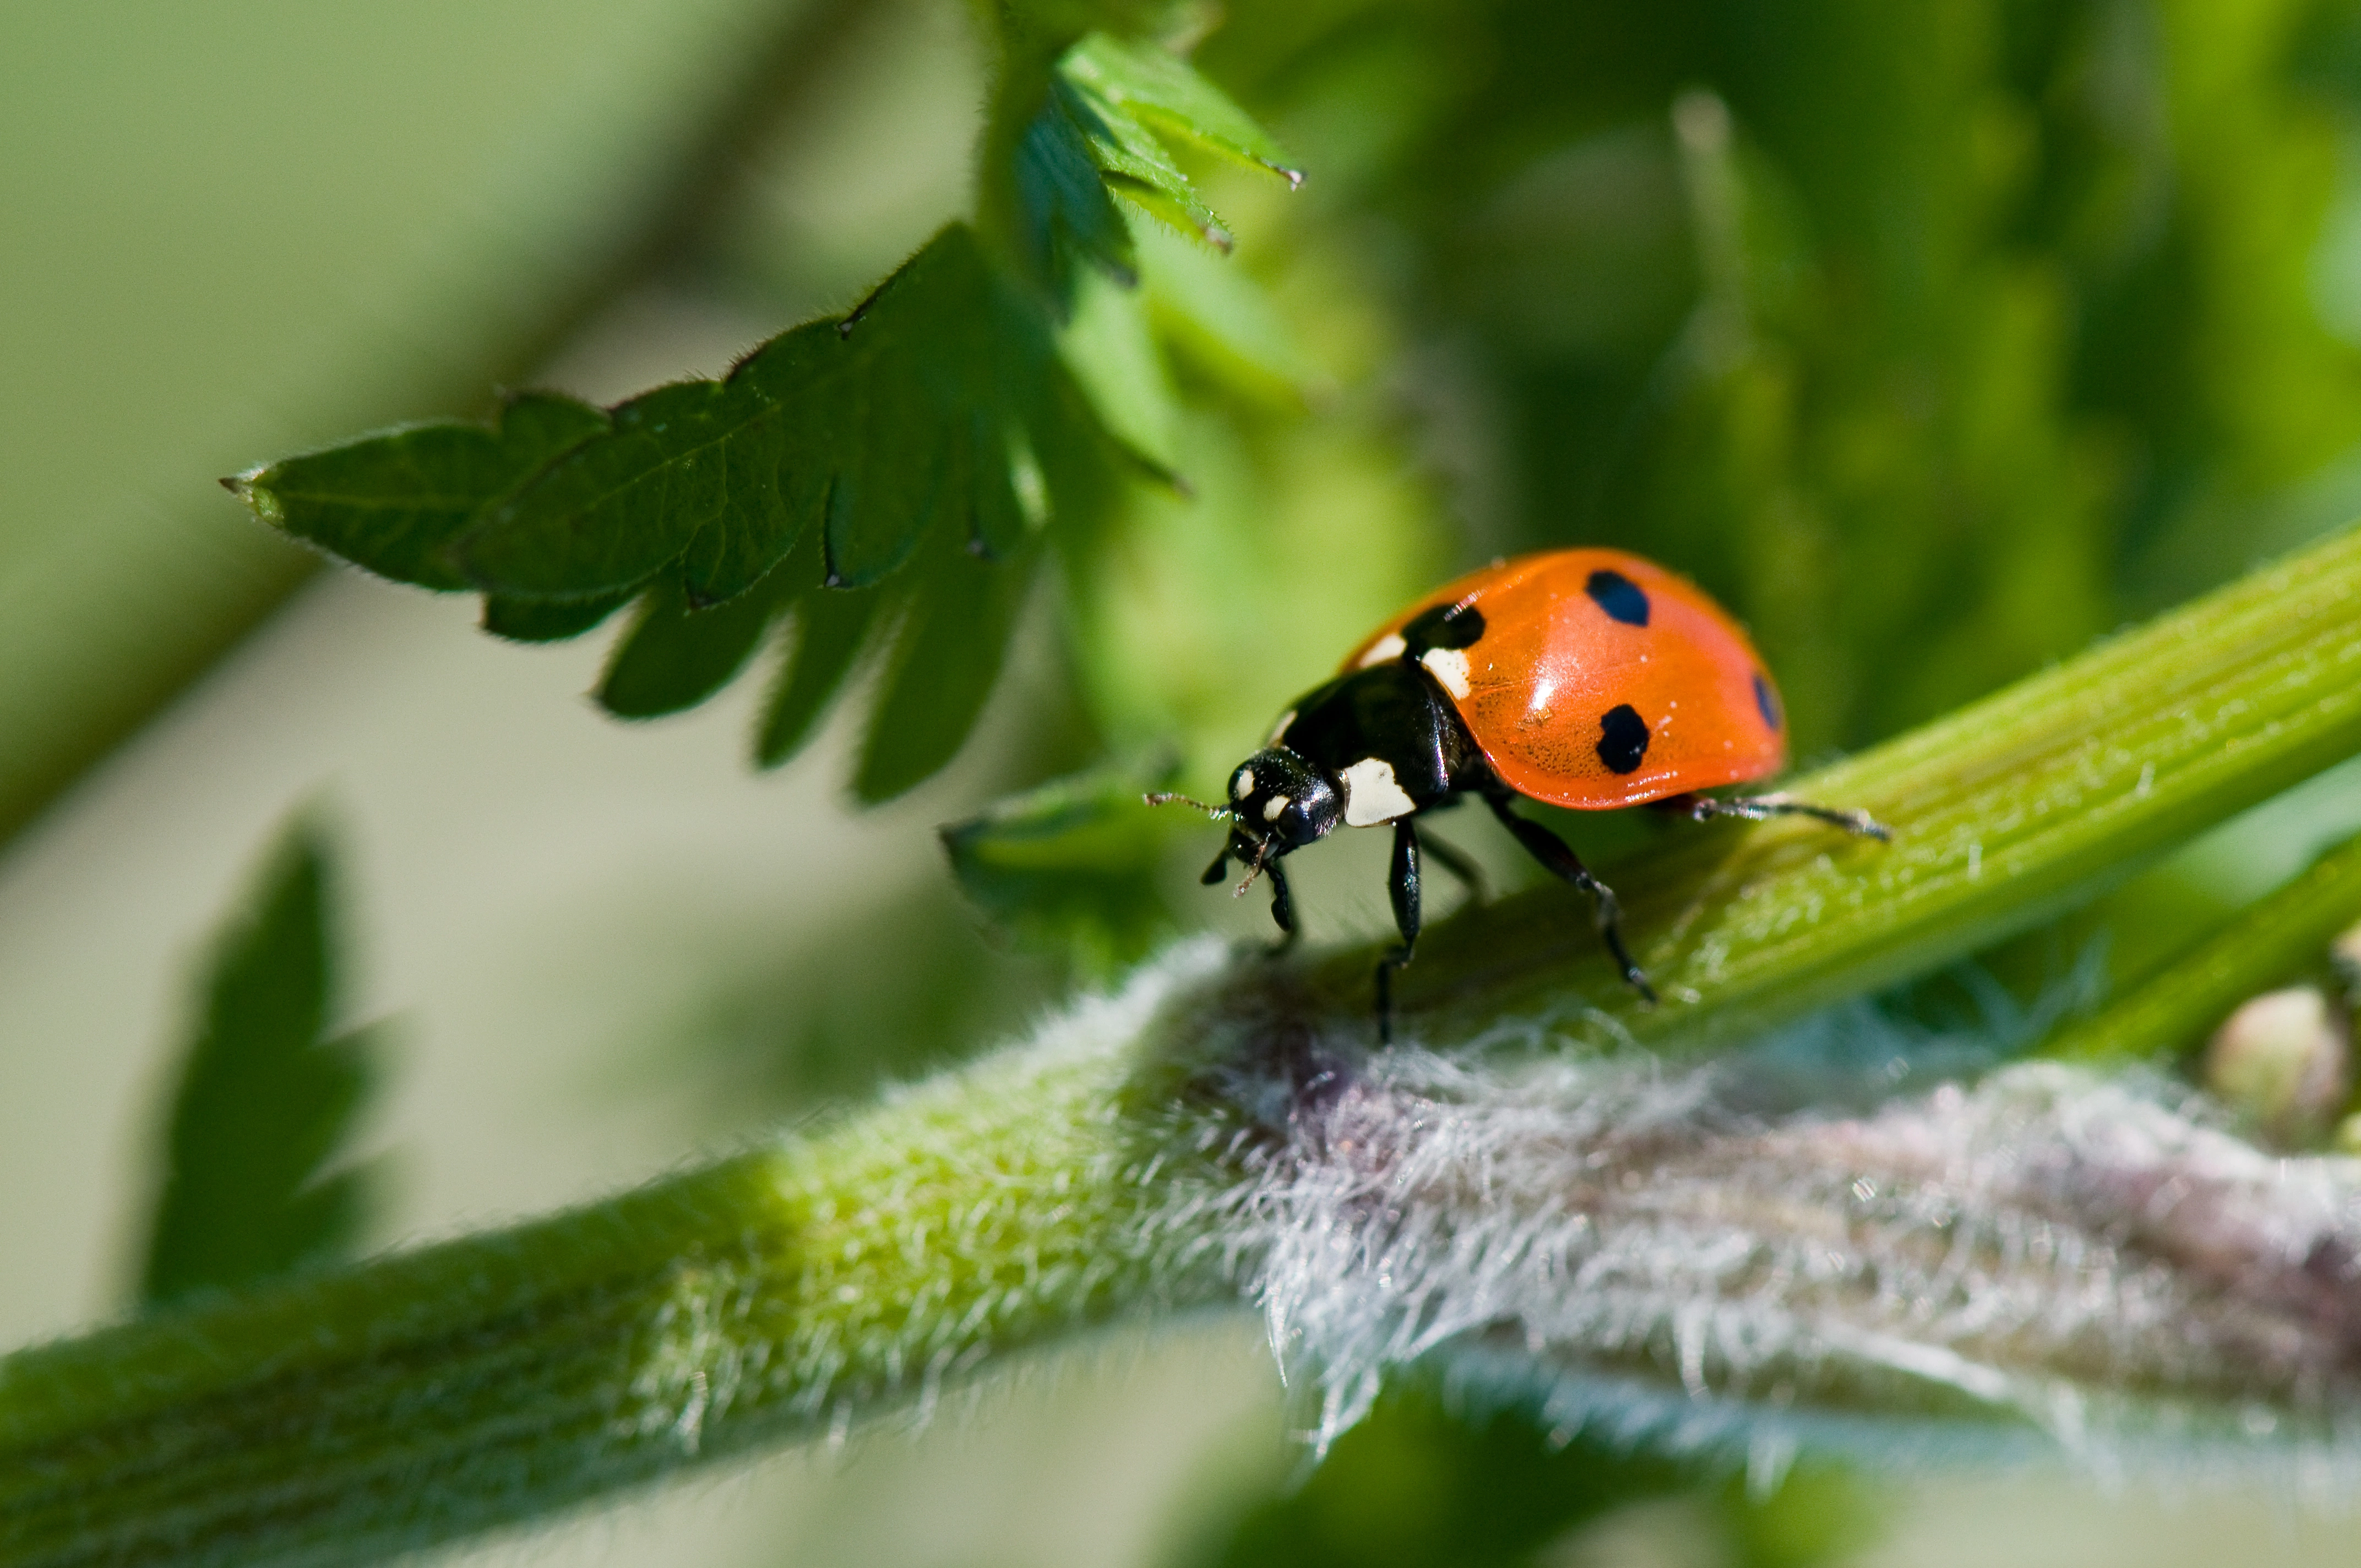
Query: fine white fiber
1154,967,2361,1492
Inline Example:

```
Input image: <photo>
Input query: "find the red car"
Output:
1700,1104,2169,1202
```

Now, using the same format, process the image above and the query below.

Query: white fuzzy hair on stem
1144,953,2361,1496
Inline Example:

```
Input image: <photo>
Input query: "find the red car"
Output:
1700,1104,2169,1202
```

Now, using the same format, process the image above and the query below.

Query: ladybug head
1145,747,1342,895
1222,748,1341,857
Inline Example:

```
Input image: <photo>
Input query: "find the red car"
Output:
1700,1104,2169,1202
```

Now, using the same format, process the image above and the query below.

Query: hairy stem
0,1008,1239,1568
10,525,2361,1565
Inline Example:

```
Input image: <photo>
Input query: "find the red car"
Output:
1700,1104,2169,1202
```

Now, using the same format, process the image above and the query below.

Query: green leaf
138,818,384,1308
596,573,797,721
230,391,605,591
1057,77,1232,252
855,545,1040,803
481,587,637,644
1059,34,1303,188
756,579,893,770
939,762,1182,973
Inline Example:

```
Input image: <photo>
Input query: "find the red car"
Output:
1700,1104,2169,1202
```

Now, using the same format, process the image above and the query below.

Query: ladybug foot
1678,792,1892,842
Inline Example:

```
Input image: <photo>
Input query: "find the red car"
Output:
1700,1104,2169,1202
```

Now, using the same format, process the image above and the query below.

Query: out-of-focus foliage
1181,0,2361,762
137,819,384,1309
1174,1387,1877,1568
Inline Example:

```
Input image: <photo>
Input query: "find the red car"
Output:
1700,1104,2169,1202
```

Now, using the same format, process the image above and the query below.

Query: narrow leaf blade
855,548,1038,803
139,820,385,1308
1060,34,1303,186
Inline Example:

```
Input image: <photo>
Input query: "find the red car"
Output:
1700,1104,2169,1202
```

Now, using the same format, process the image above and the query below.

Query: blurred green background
14,1,2361,1562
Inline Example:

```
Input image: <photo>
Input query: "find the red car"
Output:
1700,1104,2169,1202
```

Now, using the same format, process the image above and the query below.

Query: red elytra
1340,547,1786,810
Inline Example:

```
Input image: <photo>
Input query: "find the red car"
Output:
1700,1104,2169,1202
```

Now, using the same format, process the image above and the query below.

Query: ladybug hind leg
1666,791,1892,842
1485,794,1656,1004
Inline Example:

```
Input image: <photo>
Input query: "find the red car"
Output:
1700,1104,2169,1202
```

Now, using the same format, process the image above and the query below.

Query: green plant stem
0,0,872,854
1377,521,2361,1052
2040,824,2361,1064
13,526,2361,1566
0,1032,1231,1568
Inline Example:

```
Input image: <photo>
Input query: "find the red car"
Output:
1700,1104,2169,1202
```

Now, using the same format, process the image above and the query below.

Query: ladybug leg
1200,847,1231,885
1486,795,1657,1003
1416,829,1488,904
1264,857,1300,955
1374,819,1422,1044
1669,791,1891,841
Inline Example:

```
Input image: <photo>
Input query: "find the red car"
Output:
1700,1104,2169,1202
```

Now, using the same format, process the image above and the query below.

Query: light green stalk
2042,823,2361,1063
11,523,2361,1566
0,1015,1239,1568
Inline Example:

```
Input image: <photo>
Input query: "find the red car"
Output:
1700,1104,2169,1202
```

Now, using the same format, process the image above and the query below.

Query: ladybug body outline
1152,547,1888,1041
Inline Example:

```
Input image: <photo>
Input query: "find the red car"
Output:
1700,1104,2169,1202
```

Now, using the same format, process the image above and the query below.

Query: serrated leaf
598,573,796,720
757,579,893,770
1057,77,1233,252
939,761,1183,972
455,375,779,600
1060,32,1302,186
138,819,385,1308
855,546,1040,803
1016,81,1139,293
232,391,605,591
481,587,638,643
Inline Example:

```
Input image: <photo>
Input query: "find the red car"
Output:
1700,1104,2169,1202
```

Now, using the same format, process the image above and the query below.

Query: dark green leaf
1060,34,1302,186
231,391,605,591
481,587,638,643
138,819,384,1308
455,377,775,600
757,580,892,770
597,574,796,721
855,546,1040,803
939,762,1182,973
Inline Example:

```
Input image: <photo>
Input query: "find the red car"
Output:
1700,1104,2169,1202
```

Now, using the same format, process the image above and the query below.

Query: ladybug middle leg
1374,818,1421,1044
1413,826,1487,904
1484,794,1656,1003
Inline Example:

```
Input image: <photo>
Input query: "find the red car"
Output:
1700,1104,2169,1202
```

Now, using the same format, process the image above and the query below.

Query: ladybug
1151,548,1887,1039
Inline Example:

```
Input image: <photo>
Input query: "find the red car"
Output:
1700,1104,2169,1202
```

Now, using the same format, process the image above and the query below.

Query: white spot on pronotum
1967,842,1983,879
1339,757,1417,826
1357,633,1408,668
1263,795,1291,822
2137,762,2155,798
1269,710,1297,745
1422,647,1472,699
1233,767,1256,799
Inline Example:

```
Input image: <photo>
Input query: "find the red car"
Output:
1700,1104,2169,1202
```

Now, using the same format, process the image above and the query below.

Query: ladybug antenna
1144,791,1232,823
1231,834,1275,897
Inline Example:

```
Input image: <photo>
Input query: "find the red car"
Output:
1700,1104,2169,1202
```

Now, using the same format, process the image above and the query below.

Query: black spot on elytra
1753,671,1783,732
1402,600,1486,654
1585,569,1650,627
1597,704,1649,774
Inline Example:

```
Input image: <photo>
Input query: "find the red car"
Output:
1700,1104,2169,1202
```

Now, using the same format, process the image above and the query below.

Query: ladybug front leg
1264,857,1299,955
1484,795,1657,1003
1374,818,1422,1044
